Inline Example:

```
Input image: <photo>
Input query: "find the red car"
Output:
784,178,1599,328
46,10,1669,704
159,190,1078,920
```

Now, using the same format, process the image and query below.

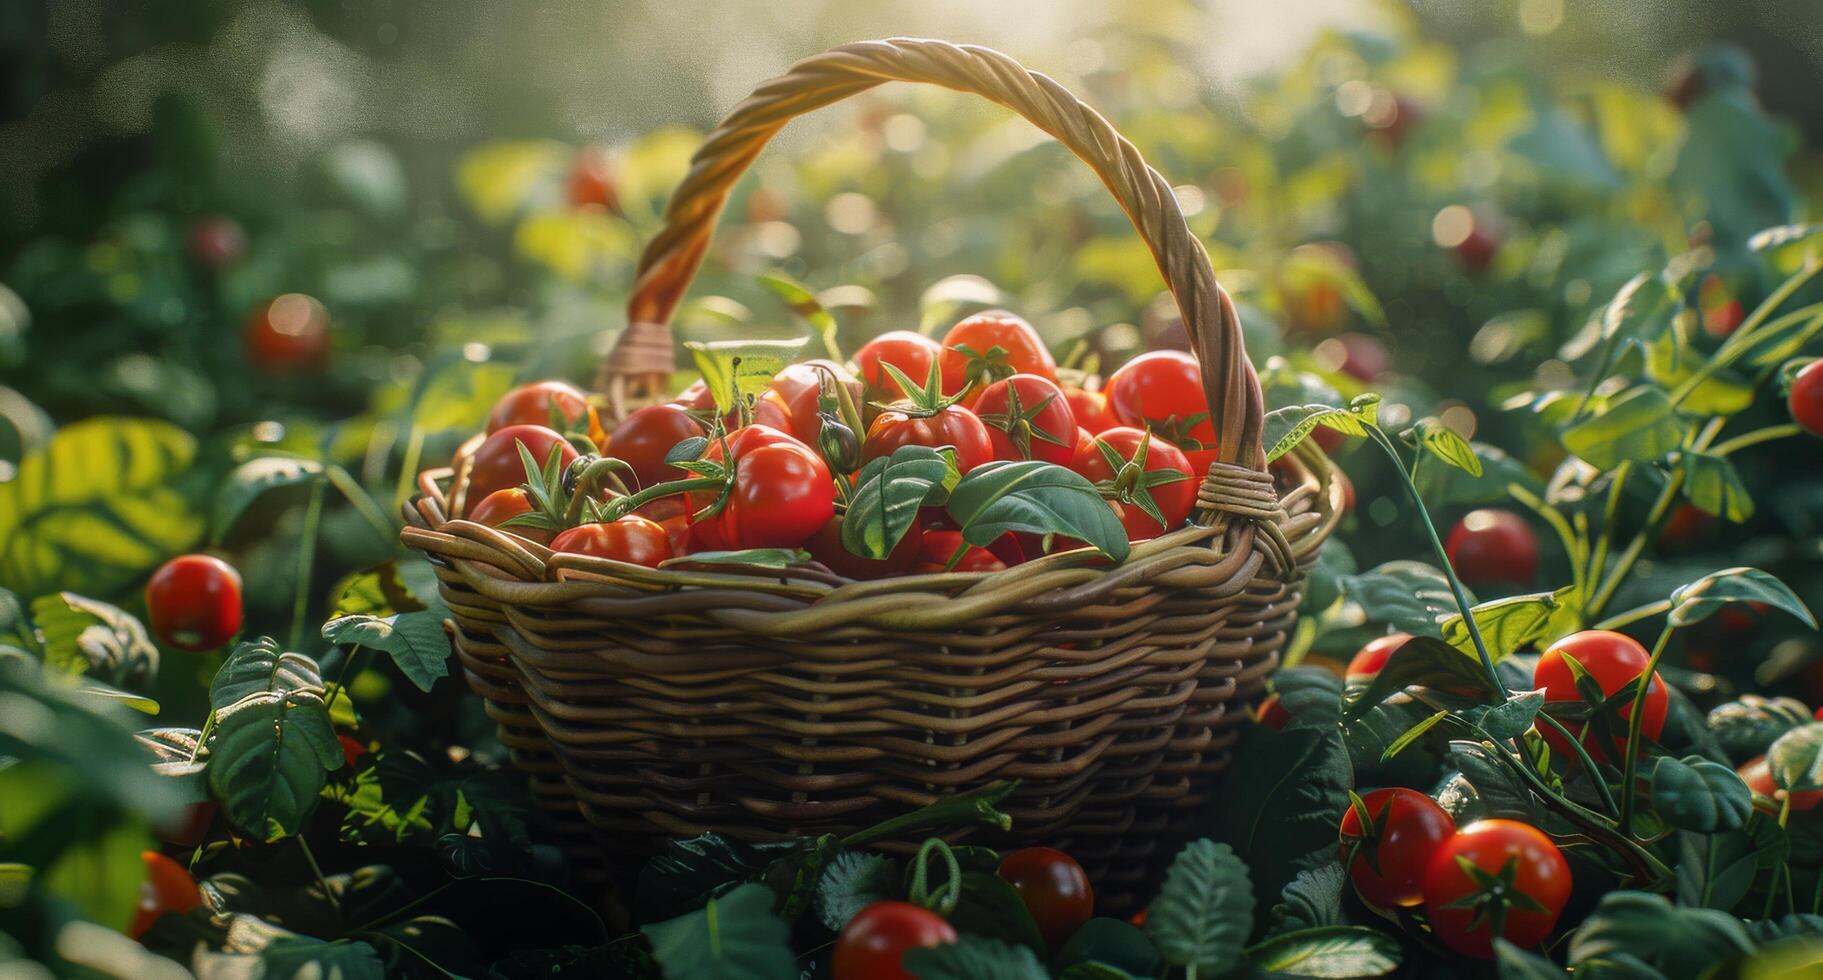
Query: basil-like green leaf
1669,567,1814,629
842,445,958,559
1680,451,1754,522
684,338,809,416
1560,386,1688,470
640,881,796,980
945,460,1128,562
1650,755,1753,832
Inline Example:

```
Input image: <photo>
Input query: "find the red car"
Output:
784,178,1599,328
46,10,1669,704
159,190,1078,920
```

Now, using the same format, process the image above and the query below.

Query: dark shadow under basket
400,37,1343,912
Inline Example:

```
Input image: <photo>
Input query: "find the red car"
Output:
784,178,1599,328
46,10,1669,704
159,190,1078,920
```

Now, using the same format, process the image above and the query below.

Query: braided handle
603,37,1267,470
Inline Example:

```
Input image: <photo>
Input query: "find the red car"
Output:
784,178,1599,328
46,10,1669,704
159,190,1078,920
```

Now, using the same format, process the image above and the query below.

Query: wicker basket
401,37,1342,910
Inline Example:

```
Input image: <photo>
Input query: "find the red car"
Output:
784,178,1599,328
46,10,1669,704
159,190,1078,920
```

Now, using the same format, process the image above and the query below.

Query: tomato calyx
875,360,972,417
1341,789,1390,878
1087,430,1194,529
810,365,866,474
492,441,588,538
946,341,1017,390
1139,412,1215,455
977,382,1069,460
1434,853,1552,945
1539,650,1643,759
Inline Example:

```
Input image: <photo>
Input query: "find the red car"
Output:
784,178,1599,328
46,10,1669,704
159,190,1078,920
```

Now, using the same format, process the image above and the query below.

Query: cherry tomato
1337,788,1453,909
974,374,1077,465
1533,630,1667,764
862,405,994,474
686,425,835,550
568,145,620,211
1657,503,1717,551
938,310,1056,397
1790,360,1823,438
1699,275,1744,337
998,847,1094,947
807,515,922,580
1069,427,1197,541
1740,754,1823,812
1254,692,1291,730
774,360,864,450
1422,819,1570,958
463,425,577,517
832,901,957,980
1346,633,1412,684
158,802,217,850
487,380,591,434
1104,350,1218,473
1064,386,1119,434
672,379,793,433
187,216,245,270
607,403,708,490
854,331,942,403
131,851,202,938
245,293,330,373
468,488,554,545
550,516,671,567
635,497,695,557
145,555,243,652
912,529,1005,573
1451,226,1501,275
1444,509,1538,587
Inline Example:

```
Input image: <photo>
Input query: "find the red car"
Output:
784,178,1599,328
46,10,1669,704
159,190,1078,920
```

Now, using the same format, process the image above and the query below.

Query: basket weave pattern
401,38,1341,906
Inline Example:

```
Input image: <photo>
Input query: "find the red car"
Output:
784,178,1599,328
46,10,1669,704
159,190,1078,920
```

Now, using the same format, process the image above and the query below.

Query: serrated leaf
1146,839,1254,976
640,881,796,980
1410,417,1482,477
1651,756,1752,832
320,609,450,693
1679,452,1753,523
1269,862,1349,934
1560,386,1689,470
1472,690,1547,741
684,338,809,417
812,851,896,933
206,686,342,842
1245,925,1400,978
946,460,1128,562
1669,568,1814,629
214,455,324,542
842,445,958,559
209,638,325,711
902,935,1047,979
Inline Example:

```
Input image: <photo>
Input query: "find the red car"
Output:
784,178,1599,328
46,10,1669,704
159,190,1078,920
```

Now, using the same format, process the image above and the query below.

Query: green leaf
949,871,1046,955
327,561,433,619
1245,925,1400,978
639,882,799,980
1768,723,1823,793
812,851,897,933
1381,709,1451,762
0,763,152,934
1336,561,1466,638
1053,918,1163,977
1568,891,1754,978
1438,588,1578,659
193,916,385,979
1213,725,1353,910
1706,695,1813,764
1560,386,1689,470
658,548,809,570
1345,636,1499,718
214,455,324,542
210,637,326,711
30,592,158,688
0,587,35,655
205,643,342,841
1672,86,1798,256
902,934,1049,980
684,338,809,417
1413,441,1545,507
1601,272,1681,343
0,416,203,597
637,833,808,924
1675,811,1787,912
1262,395,1379,462
1146,839,1254,976
1495,939,1569,980
842,445,958,559
1409,417,1482,476
756,271,839,359
320,609,450,693
1471,690,1548,741
946,460,1129,562
1679,452,1754,523
1748,224,1823,271
1669,567,1814,629
1650,756,1753,832
1268,862,1348,935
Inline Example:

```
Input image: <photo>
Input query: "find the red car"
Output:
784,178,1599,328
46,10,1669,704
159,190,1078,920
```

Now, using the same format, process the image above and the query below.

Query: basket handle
601,37,1269,473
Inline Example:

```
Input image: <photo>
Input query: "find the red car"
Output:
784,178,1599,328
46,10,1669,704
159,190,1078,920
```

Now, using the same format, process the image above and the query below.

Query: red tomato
998,847,1093,947
1698,274,1744,337
832,901,957,980
1064,387,1119,434
1422,820,1570,958
862,406,994,474
468,488,554,545
912,529,1005,573
774,360,863,449
245,293,330,373
1790,360,1823,438
132,851,202,938
1068,427,1197,541
1740,754,1823,812
487,380,591,434
1254,692,1291,730
187,216,245,270
1338,788,1455,909
938,310,1056,396
1657,503,1717,551
550,516,671,567
1444,509,1538,587
607,403,707,490
1346,633,1412,684
686,425,835,550
1452,226,1501,274
464,425,577,516
974,374,1077,465
854,331,942,403
567,145,620,211
145,555,243,652
807,515,922,580
338,734,367,769
634,497,695,556
1533,630,1667,764
673,381,793,432
1104,351,1218,472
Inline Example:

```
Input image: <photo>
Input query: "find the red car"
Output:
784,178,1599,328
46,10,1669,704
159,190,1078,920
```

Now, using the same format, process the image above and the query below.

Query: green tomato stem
1616,621,1676,836
1712,423,1802,457
1670,261,1823,409
1593,599,1673,633
325,464,397,545
839,782,1015,849
289,477,326,652
1534,712,1620,818
602,476,726,522
393,424,426,514
1585,417,1724,621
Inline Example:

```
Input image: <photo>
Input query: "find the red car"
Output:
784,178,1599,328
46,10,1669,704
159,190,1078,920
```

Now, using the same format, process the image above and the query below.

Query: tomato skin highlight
486,380,591,434
132,851,202,939
1346,632,1412,684
686,425,835,551
974,374,1077,466
1337,787,1454,909
245,293,330,373
607,403,708,490
832,901,957,980
468,488,554,545
1444,509,1538,587
550,517,671,567
1790,360,1823,438
1103,350,1217,468
463,425,577,517
938,310,1056,396
862,405,995,474
997,846,1094,947
1421,819,1570,959
1068,426,1197,541
1064,386,1119,434
1533,630,1667,764
854,331,942,403
145,555,243,652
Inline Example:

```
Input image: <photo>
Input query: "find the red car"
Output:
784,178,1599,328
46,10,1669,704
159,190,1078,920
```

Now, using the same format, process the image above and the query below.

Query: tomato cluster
456,310,1223,574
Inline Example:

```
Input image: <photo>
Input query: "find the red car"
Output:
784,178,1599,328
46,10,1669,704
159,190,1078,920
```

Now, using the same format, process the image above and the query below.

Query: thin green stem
840,782,1015,848
297,836,341,915
1617,622,1677,835
1712,423,1802,457
1509,483,1585,601
1586,418,1724,621
289,478,326,651
1671,261,1823,408
605,476,724,522
1568,334,1622,426
1586,462,1632,615
324,645,363,717
1535,712,1620,818
326,465,396,545
1593,599,1672,633
392,425,426,513
1483,737,1670,886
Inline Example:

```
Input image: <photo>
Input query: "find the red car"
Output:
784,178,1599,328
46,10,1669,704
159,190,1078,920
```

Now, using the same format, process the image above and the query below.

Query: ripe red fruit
187,216,246,269
1104,350,1218,474
974,374,1077,466
608,403,708,490
912,529,1006,573
1346,633,1412,684
145,555,243,652
832,901,957,980
807,515,922,580
1790,360,1823,438
468,488,553,545
1533,630,1667,764
567,145,620,211
1069,427,1197,541
132,851,202,938
1338,788,1454,909
551,517,671,567
245,294,330,373
1063,387,1119,434
1740,754,1823,812
463,425,577,517
1444,509,1538,587
938,310,1057,397
686,425,835,551
1422,820,1570,958
854,331,942,403
862,405,995,474
487,381,591,434
997,847,1094,947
